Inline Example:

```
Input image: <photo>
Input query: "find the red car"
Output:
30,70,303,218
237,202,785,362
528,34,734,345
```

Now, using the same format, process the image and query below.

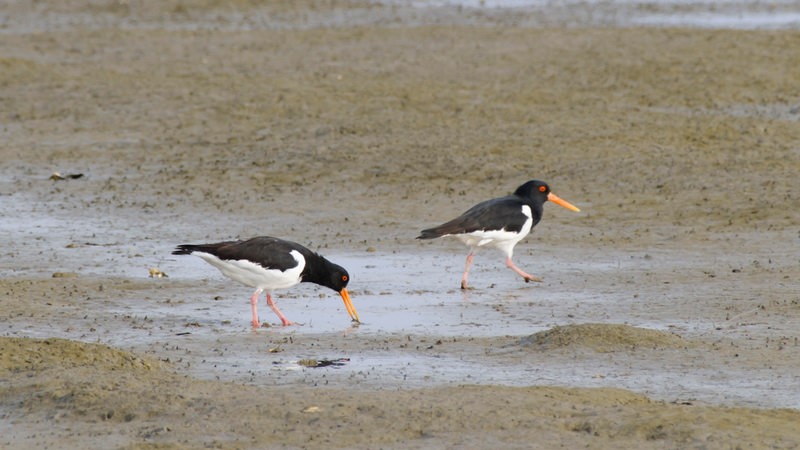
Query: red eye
539,186,547,192
342,275,348,282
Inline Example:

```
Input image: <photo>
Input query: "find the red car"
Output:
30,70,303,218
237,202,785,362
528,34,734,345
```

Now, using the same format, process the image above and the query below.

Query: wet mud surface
2,0,800,448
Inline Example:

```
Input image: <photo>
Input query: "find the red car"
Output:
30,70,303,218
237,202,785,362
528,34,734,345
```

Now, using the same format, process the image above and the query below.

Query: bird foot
524,275,543,283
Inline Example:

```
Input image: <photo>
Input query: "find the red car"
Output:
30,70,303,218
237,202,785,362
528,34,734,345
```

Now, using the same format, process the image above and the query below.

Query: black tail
172,244,201,255
417,228,443,240
172,240,239,256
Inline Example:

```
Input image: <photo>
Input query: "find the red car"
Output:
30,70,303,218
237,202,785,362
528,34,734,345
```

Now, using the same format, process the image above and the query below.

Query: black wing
173,236,308,271
418,196,535,238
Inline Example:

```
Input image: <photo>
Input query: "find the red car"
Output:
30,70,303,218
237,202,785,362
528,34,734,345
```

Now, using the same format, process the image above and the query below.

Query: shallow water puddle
4,245,800,409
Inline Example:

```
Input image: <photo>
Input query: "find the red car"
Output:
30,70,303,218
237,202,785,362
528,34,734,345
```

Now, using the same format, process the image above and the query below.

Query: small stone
52,272,78,278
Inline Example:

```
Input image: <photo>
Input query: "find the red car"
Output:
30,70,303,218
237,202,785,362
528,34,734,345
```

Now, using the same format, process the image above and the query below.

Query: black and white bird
172,236,359,327
418,180,580,289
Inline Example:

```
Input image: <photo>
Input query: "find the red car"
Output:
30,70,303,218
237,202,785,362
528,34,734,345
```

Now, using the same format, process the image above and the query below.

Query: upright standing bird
417,180,580,289
172,236,359,327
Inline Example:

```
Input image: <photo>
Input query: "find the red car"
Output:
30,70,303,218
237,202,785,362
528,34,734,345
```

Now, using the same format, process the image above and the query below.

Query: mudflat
2,1,799,449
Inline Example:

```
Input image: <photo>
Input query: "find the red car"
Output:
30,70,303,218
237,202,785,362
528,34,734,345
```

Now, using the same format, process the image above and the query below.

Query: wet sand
2,1,800,448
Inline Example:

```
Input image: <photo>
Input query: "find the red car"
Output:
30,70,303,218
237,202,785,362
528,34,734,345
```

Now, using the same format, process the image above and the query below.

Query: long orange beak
547,192,580,212
339,288,360,323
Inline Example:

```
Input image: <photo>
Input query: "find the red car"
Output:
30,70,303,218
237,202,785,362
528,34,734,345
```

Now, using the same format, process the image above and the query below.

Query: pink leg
250,290,261,328
505,256,543,283
461,251,475,289
266,293,296,326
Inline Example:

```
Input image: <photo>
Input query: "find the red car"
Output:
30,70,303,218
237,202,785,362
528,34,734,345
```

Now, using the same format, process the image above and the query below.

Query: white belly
454,205,533,257
196,250,305,291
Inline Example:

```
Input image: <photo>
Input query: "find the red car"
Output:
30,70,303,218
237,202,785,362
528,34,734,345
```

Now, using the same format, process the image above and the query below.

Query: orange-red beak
339,288,360,323
547,192,580,212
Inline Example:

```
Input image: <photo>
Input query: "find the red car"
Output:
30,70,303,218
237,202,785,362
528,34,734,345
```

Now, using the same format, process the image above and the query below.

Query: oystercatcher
418,180,580,289
172,236,359,327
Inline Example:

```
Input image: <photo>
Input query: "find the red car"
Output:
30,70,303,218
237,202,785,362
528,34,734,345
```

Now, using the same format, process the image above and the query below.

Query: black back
173,236,350,292
417,180,551,238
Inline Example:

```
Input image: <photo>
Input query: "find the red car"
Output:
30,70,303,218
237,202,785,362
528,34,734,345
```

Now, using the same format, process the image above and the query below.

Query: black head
324,263,350,293
513,179,581,212
513,180,550,202
301,254,360,322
